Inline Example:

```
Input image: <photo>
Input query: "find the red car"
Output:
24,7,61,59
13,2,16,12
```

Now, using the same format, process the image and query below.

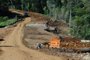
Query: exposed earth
24,21,90,60
0,9,90,60
0,17,68,60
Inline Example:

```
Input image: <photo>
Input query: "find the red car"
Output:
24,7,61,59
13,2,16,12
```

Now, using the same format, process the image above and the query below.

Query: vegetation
0,0,90,39
0,16,17,27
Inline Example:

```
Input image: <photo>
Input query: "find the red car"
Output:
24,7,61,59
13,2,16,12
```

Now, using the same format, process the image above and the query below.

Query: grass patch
0,16,17,27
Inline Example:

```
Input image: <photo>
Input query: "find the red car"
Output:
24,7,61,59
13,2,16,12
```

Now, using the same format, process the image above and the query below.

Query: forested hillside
0,0,90,39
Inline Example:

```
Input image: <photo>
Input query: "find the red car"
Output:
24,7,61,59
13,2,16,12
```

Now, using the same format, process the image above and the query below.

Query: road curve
0,17,67,60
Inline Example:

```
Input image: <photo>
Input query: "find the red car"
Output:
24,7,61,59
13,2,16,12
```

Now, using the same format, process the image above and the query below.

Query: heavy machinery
45,20,60,34
42,37,61,48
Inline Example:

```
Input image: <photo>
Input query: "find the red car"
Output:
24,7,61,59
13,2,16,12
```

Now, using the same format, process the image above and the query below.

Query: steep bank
0,17,67,60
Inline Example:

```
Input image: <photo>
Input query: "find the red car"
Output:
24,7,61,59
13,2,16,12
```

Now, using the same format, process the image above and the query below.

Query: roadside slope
0,17,67,60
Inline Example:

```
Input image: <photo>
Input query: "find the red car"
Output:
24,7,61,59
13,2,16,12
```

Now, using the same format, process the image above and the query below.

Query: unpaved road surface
0,17,67,60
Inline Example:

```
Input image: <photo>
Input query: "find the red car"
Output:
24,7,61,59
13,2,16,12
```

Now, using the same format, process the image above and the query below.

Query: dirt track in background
0,17,67,60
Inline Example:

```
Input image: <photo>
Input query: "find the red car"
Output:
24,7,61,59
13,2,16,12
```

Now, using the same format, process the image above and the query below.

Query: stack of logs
61,37,90,49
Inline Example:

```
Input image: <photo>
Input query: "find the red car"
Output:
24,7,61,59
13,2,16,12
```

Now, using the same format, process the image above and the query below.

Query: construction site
0,8,89,60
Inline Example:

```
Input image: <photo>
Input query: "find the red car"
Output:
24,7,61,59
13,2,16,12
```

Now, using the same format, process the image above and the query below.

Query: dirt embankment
23,18,90,60
0,17,67,60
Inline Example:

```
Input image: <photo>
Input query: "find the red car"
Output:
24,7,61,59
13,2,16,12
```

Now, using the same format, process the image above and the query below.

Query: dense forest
0,0,90,40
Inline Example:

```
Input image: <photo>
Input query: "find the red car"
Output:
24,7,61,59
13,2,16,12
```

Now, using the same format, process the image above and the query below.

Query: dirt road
0,17,67,60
